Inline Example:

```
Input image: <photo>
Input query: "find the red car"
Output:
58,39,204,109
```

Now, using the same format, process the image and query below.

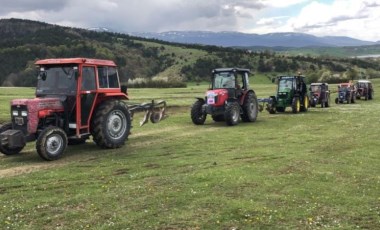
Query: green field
1,80,380,229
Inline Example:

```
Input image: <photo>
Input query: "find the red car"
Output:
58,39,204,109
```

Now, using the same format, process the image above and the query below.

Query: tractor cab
35,58,126,138
209,68,249,104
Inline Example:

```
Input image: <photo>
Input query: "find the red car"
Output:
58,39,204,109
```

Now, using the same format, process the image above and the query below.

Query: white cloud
260,0,310,8
249,0,380,41
0,0,379,41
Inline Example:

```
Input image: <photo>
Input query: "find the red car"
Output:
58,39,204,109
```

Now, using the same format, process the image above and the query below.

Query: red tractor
0,58,166,160
309,83,330,108
355,80,374,100
191,68,258,126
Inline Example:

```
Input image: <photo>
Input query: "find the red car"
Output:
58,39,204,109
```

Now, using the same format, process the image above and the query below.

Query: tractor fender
195,97,205,103
239,90,256,104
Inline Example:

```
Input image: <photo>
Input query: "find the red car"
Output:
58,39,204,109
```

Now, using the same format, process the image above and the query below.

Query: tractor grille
11,105,28,135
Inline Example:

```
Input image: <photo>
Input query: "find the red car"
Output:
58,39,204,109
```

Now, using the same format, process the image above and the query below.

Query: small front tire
225,102,240,126
191,100,206,125
36,126,68,161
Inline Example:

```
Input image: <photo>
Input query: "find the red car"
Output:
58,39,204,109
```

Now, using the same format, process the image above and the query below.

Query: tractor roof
212,68,250,73
311,82,328,86
278,75,305,79
339,83,352,87
35,58,117,66
357,80,371,83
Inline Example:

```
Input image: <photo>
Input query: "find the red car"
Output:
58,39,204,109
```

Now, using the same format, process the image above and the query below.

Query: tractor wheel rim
297,100,300,111
107,110,127,140
249,102,256,114
304,97,309,108
46,134,63,155
232,108,239,121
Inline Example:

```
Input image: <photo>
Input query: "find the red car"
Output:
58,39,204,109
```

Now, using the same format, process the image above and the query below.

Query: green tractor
259,75,309,114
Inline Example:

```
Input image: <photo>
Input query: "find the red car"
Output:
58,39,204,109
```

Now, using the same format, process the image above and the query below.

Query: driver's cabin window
81,66,96,91
236,73,244,89
98,66,120,88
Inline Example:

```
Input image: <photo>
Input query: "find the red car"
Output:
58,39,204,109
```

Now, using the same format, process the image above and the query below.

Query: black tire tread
91,100,131,149
191,100,206,125
241,92,258,122
36,126,67,161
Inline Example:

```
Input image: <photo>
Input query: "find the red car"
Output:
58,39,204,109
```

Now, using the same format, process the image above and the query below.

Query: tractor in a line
309,82,330,108
258,75,309,114
335,82,356,104
0,58,166,160
191,68,258,126
355,80,374,100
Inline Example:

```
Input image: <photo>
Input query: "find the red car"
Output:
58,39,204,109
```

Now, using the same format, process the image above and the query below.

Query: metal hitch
128,100,167,126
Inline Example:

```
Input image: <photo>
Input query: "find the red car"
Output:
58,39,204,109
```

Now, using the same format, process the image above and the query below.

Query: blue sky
0,0,379,41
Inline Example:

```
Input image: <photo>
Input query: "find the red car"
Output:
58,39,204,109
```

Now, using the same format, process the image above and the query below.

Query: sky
1,0,380,41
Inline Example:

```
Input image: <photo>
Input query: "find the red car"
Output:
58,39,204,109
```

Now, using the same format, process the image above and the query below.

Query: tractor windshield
36,65,78,96
213,72,235,89
278,78,293,92
310,85,321,93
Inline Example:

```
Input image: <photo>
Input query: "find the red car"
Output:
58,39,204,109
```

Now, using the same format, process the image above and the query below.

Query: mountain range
129,31,377,48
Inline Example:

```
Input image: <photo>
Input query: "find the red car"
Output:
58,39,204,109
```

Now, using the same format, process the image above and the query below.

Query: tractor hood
206,89,228,106
11,98,64,134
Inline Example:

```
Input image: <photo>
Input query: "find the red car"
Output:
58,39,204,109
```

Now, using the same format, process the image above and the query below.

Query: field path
0,162,65,178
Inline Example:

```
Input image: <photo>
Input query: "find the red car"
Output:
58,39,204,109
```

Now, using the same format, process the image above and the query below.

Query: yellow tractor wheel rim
304,96,309,108
297,99,300,112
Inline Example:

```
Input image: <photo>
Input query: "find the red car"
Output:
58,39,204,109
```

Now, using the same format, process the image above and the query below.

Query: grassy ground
0,80,379,229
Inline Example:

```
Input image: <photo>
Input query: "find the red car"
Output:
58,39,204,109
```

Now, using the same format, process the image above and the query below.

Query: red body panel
206,89,228,106
11,98,63,134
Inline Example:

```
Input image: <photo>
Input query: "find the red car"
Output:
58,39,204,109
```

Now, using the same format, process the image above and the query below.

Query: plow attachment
128,100,167,126
257,97,276,114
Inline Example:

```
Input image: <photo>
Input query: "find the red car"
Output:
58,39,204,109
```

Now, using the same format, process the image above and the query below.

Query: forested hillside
1,18,380,87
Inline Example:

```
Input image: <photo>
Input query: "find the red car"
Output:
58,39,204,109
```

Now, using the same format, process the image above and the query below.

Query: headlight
12,110,18,116
21,111,28,117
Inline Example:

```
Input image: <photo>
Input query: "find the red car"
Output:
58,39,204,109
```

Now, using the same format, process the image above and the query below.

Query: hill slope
0,18,380,87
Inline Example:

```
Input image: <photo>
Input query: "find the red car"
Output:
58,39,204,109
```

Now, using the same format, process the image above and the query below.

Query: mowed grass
0,80,380,229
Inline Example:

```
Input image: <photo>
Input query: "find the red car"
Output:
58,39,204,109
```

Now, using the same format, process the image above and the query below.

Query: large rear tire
225,102,240,126
0,123,24,155
91,100,131,149
241,92,258,122
36,126,67,161
292,97,300,113
300,95,309,112
325,96,330,107
191,100,206,125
